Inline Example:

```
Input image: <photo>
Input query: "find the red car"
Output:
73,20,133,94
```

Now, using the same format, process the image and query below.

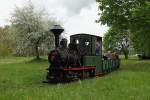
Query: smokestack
50,25,64,48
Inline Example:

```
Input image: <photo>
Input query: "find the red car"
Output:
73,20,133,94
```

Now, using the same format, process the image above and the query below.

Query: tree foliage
130,2,150,55
96,0,150,56
96,0,148,28
103,27,129,59
10,1,58,59
0,26,13,57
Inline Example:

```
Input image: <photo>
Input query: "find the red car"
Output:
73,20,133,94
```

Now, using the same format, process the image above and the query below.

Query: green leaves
129,2,150,55
97,0,150,56
0,26,13,57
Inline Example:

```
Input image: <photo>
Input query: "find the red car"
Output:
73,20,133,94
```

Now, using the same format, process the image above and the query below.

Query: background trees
103,27,129,59
96,0,150,58
0,26,14,57
129,2,150,56
10,2,58,59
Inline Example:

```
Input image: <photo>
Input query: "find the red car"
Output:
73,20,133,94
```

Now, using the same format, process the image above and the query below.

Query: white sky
0,0,108,37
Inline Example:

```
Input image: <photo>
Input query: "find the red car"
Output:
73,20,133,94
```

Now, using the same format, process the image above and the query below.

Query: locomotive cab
70,34,102,56
70,34,103,73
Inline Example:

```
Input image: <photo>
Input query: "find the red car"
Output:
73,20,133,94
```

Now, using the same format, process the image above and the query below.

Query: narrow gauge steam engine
46,25,120,83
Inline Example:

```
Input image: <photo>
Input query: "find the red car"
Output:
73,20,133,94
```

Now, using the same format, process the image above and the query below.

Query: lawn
0,57,150,100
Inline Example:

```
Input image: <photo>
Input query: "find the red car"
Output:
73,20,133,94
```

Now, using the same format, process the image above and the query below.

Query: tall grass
0,57,150,100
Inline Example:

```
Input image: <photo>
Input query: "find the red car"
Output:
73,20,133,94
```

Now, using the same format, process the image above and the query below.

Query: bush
0,43,12,57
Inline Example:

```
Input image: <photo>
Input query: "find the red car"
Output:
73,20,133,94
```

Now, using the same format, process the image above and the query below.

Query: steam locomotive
45,25,120,83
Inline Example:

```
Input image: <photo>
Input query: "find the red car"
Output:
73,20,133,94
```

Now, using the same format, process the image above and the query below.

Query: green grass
0,57,150,100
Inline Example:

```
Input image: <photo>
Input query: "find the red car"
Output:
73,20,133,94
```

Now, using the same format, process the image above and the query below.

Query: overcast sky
0,0,108,37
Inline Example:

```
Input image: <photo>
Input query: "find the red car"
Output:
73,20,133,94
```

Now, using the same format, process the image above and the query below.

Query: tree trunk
124,51,128,59
121,42,129,59
35,45,40,60
123,48,129,59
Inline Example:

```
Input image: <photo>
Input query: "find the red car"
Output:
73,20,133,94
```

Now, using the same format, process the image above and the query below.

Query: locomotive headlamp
50,25,64,48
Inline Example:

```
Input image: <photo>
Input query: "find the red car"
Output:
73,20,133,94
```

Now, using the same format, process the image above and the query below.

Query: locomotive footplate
63,66,96,79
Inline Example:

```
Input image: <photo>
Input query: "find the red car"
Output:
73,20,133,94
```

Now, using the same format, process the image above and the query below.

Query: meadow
0,56,150,100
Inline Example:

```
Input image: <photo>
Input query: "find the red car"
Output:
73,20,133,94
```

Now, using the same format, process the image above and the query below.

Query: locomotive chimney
50,25,64,48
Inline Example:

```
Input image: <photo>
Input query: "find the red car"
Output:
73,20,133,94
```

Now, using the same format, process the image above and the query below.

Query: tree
10,1,57,59
96,0,148,28
103,27,130,59
130,2,150,56
96,0,150,56
0,26,13,57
